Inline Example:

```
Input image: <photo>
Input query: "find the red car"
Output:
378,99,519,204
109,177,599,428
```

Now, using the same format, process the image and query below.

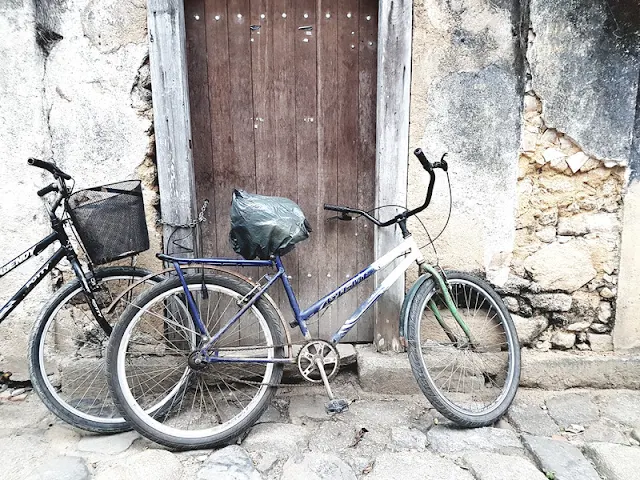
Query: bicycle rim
114,283,278,440
413,277,518,418
35,274,154,426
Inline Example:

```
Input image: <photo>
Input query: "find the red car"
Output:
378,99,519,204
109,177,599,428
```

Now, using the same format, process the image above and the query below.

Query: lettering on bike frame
0,227,112,334
166,236,425,364
0,232,65,324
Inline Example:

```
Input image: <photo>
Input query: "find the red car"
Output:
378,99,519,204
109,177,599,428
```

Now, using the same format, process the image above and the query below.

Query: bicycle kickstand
315,357,349,414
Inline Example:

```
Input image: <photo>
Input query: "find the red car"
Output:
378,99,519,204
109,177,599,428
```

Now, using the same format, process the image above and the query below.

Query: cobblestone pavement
2,372,640,480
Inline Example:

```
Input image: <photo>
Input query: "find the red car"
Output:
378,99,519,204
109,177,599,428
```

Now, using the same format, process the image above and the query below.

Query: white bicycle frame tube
331,235,424,342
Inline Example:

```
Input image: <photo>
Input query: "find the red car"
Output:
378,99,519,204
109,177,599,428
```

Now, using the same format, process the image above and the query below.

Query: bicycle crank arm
314,357,350,414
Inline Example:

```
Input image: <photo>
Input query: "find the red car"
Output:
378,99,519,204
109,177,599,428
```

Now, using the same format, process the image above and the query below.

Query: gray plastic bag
229,189,311,260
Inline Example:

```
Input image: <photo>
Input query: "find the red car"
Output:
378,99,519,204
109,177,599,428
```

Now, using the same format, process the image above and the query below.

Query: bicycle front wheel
28,266,159,433
407,271,520,427
107,272,285,450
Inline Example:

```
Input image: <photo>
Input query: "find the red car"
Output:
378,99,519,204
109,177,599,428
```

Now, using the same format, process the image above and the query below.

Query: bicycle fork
69,256,113,335
421,265,477,347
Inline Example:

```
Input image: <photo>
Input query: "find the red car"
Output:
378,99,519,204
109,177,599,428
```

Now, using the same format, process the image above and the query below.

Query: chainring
296,339,340,383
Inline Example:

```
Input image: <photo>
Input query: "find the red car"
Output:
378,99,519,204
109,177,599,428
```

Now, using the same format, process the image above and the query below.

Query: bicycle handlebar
414,148,433,172
324,204,387,226
324,148,448,227
28,158,72,180
37,183,59,197
28,158,71,220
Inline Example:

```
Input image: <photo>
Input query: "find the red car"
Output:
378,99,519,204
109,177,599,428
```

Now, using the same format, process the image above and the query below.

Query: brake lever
433,153,449,171
325,213,354,222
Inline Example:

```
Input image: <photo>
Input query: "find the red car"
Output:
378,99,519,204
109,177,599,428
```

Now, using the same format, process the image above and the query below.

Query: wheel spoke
110,274,284,449
33,271,158,432
408,274,519,424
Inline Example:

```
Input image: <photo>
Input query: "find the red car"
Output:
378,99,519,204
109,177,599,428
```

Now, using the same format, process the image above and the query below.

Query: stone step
522,434,601,480
357,345,640,393
583,442,640,480
520,350,640,389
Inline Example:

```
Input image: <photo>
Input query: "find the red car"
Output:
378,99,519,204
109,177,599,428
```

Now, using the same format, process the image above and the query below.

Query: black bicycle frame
0,223,113,334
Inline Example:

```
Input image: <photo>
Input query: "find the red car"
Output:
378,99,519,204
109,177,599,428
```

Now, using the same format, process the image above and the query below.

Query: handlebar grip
324,203,351,213
28,158,72,180
28,158,54,173
413,148,433,172
37,184,59,197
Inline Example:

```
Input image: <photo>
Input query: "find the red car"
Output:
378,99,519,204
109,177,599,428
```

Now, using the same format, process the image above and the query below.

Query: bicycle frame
0,225,112,334
167,235,425,364
0,232,65,323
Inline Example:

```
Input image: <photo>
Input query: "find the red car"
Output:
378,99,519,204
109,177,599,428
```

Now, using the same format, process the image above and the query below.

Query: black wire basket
67,180,150,265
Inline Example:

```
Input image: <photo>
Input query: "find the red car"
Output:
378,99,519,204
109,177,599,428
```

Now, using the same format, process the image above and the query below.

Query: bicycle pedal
325,398,349,414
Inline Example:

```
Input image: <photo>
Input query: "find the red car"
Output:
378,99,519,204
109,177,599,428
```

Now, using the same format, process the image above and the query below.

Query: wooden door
185,0,378,342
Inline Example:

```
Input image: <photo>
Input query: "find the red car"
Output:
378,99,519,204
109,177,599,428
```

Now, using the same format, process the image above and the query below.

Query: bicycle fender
399,272,433,345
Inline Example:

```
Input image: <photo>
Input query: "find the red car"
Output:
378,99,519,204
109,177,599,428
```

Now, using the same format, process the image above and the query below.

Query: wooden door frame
147,0,412,351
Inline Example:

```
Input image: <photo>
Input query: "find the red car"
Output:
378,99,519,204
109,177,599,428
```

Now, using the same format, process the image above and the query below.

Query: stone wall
511,0,639,352
0,0,159,376
510,91,625,352
409,0,640,351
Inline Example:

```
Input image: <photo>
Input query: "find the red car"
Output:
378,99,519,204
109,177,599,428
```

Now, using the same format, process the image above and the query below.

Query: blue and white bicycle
106,149,521,450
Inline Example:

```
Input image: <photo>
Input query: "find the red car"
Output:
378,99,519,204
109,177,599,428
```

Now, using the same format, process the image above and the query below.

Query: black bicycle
0,158,157,433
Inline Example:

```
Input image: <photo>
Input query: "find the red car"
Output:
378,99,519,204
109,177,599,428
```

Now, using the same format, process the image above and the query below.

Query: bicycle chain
198,344,324,388
219,374,308,388
157,199,209,229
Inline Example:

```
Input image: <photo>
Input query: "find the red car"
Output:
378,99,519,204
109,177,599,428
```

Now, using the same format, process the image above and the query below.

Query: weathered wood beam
147,0,199,257
374,0,412,352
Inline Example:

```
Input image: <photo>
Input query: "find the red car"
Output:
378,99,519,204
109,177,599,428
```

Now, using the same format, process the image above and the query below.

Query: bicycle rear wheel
107,272,285,450
407,271,520,427
28,266,159,433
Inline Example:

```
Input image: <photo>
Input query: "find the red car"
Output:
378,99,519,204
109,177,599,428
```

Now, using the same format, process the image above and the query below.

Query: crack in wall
131,55,162,260
33,1,65,289
629,68,640,184
34,0,64,164
34,0,65,56
513,0,531,98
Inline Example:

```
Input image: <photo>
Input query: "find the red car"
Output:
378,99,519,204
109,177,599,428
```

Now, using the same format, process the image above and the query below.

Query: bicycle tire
28,266,159,433
107,272,285,450
406,271,520,427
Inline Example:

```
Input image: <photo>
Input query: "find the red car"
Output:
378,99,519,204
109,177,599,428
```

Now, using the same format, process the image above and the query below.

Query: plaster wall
616,183,640,351
0,0,160,376
616,46,640,352
0,0,50,376
408,0,522,286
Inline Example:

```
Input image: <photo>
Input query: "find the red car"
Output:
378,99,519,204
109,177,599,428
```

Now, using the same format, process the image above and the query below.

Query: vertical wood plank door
185,0,378,342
